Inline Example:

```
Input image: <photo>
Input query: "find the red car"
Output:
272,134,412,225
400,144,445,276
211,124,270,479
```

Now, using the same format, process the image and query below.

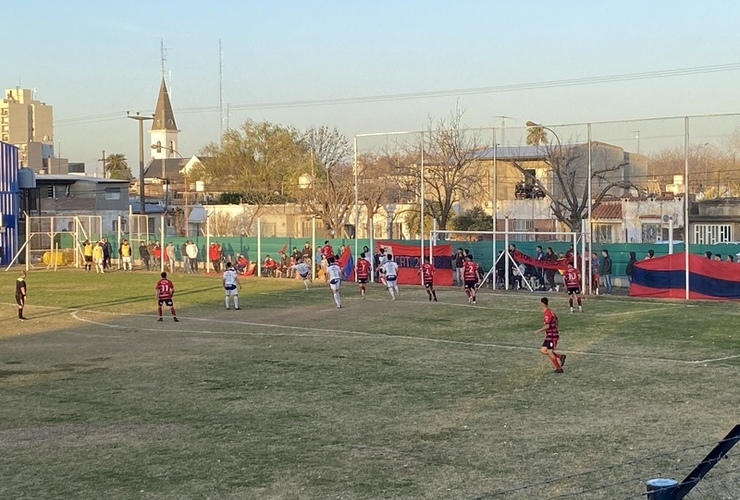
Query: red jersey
420,262,436,283
564,267,581,288
543,308,559,339
321,244,334,259
356,258,371,279
156,278,174,300
463,260,479,281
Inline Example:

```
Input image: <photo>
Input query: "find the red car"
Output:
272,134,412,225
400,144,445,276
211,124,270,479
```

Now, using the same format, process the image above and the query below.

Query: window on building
593,224,614,243
104,187,121,200
693,224,732,244
512,219,535,241
261,222,277,237
641,223,660,243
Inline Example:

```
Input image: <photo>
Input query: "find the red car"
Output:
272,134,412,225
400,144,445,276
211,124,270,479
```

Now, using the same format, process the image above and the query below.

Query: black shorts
15,293,25,306
158,298,173,307
424,281,434,288
543,337,559,350
464,280,477,290
357,277,368,284
84,256,92,263
567,287,581,295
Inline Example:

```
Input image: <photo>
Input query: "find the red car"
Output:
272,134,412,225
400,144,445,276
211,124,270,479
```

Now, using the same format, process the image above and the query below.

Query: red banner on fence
376,241,454,286
512,249,570,271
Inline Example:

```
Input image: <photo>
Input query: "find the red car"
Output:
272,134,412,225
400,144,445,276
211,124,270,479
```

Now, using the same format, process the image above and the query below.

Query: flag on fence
278,242,288,254
337,246,354,281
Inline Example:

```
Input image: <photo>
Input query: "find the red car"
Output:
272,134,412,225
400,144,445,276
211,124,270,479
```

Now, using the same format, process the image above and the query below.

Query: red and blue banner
377,241,454,285
336,245,354,281
629,252,740,300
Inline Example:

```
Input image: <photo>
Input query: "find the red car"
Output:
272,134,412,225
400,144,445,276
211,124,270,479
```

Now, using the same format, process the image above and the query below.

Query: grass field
0,268,738,499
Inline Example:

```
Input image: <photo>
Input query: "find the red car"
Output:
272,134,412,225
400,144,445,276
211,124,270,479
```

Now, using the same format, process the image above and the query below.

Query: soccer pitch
1,269,738,499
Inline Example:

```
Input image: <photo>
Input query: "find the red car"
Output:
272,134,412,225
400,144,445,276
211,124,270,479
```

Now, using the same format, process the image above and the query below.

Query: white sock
234,296,239,309
224,297,230,308
334,292,341,307
304,280,309,289
389,288,396,299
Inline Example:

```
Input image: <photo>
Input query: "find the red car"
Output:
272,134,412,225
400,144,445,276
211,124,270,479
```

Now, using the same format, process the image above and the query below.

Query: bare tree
510,144,639,232
356,152,398,237
295,126,355,236
394,108,488,230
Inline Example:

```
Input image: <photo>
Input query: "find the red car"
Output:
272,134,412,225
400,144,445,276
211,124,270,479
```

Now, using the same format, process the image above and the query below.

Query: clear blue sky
5,0,740,171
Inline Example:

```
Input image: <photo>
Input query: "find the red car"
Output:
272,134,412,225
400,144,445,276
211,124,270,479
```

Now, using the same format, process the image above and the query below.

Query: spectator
148,240,157,268
186,240,199,273
209,242,222,272
727,255,735,262
713,254,721,261
545,247,558,291
152,242,162,270
535,245,545,289
291,246,302,263
102,237,112,270
276,252,289,278
139,241,150,271
262,254,277,277
181,241,190,273
590,252,600,295
235,253,248,274
600,249,613,294
625,251,637,283
645,249,655,260
302,242,312,262
705,251,713,259
165,242,176,273
321,240,334,260
453,247,465,287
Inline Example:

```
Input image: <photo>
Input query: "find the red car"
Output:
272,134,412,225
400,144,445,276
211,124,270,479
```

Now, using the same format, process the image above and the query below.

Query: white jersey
381,260,399,280
327,263,342,284
293,262,310,277
223,268,238,289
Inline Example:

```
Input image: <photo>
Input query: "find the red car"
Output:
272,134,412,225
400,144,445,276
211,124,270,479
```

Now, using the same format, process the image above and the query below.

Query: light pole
128,112,153,215
151,144,189,236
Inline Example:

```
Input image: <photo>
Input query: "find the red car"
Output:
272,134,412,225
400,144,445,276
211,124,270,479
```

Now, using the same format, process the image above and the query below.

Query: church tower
149,79,179,159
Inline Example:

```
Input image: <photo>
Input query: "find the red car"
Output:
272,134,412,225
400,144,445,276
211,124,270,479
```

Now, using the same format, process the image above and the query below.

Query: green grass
0,268,738,499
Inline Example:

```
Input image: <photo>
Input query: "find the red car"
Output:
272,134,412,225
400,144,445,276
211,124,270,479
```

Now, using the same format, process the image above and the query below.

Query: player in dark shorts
418,256,438,301
533,297,565,373
564,262,583,313
16,270,27,321
356,252,371,297
155,272,179,322
462,254,480,304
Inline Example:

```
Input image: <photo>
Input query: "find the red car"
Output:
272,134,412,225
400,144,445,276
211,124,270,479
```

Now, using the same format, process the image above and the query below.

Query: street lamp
151,144,190,236
127,112,153,215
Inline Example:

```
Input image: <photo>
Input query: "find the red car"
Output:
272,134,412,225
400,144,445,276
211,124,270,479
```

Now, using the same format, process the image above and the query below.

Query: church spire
152,78,178,132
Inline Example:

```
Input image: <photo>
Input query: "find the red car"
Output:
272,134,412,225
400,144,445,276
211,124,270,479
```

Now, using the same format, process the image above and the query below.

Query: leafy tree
526,126,548,146
451,207,493,232
194,120,307,234
104,153,131,180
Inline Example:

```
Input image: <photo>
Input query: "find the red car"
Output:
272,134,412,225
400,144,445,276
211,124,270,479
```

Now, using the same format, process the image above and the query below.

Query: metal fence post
646,478,678,500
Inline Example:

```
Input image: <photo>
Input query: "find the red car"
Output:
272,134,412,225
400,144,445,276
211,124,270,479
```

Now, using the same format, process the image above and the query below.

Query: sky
4,0,740,173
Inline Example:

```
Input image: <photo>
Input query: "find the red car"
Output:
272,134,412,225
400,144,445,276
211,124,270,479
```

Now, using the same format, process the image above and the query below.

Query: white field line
68,309,740,366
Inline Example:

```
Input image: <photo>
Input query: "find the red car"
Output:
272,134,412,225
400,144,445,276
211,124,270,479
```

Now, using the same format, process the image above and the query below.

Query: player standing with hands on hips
534,297,565,373
223,262,242,309
156,272,179,322
564,262,584,313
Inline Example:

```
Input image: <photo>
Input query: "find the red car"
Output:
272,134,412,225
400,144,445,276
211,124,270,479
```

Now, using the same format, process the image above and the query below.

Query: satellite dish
662,215,674,223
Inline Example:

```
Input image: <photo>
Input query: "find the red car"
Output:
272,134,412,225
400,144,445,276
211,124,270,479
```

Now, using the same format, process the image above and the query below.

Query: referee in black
16,270,27,321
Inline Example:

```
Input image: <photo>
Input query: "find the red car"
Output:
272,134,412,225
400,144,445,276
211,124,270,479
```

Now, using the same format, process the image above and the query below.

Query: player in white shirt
222,262,242,310
381,254,400,300
326,257,343,308
377,248,388,286
292,260,312,289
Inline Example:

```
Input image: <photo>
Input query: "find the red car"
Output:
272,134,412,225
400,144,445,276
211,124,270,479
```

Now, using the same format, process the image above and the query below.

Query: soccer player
292,258,312,289
155,272,179,322
326,256,343,308
534,297,565,373
93,241,105,273
380,253,400,300
321,240,335,260
223,262,242,309
564,262,584,313
462,254,480,304
356,252,371,297
83,239,93,272
419,256,438,301
119,239,133,271
16,270,27,321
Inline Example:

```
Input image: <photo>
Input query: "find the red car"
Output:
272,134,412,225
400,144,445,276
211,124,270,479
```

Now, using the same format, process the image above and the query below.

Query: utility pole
98,150,106,178
127,112,153,215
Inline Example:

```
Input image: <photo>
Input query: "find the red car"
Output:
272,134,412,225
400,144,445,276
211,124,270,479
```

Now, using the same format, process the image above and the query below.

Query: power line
54,62,740,127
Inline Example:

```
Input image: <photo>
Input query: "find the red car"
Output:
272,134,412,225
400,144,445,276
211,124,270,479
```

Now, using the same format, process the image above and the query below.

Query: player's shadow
65,285,220,310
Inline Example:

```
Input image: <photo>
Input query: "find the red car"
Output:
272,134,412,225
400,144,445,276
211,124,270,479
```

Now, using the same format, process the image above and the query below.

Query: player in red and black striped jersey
155,272,179,322
418,256,438,302
356,252,371,297
534,297,565,372
462,254,479,304
564,262,584,313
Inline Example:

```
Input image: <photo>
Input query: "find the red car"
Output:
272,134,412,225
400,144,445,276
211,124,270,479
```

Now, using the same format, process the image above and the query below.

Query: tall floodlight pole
587,123,593,294
128,113,153,215
492,127,498,256
353,136,359,278
420,130,425,267
684,117,690,300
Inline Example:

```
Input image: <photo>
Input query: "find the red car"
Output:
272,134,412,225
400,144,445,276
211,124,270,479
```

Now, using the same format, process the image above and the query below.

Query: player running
564,262,584,313
534,297,565,373
223,262,242,309
16,270,28,321
356,252,371,297
326,257,343,308
155,272,179,322
463,254,480,304
291,259,312,289
418,256,438,301
381,253,400,300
